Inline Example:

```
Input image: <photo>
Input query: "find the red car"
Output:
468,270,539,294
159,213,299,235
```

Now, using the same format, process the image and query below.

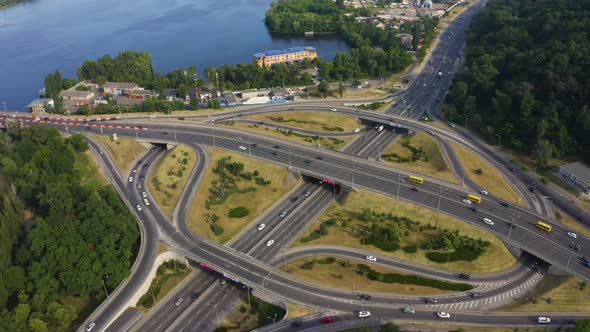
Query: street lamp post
496,134,501,146
102,275,109,299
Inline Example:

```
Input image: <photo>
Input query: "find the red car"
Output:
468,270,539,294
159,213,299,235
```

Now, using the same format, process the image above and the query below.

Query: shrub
300,261,315,270
364,267,471,291
239,306,247,313
474,168,483,175
317,257,336,264
228,207,249,218
255,177,271,185
211,224,224,236
402,244,418,253
426,247,485,263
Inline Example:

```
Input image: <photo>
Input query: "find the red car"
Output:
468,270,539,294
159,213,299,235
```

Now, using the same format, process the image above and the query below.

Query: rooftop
104,82,139,89
559,162,590,185
253,46,316,58
26,98,53,108
59,90,94,98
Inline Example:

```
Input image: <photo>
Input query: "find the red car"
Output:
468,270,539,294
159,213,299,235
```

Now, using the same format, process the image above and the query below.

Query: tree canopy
444,0,590,163
0,125,138,331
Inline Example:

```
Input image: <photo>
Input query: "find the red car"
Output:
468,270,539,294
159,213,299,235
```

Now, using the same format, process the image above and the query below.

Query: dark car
500,202,509,207
290,320,303,327
357,294,372,301
315,156,323,160
529,186,535,193
162,132,169,135
190,292,199,301
272,152,278,156
470,206,478,212
251,143,257,148
507,222,516,228
425,298,438,304
291,196,299,202
470,292,482,298
139,175,145,181
273,145,280,149
304,160,311,164
411,187,418,192
458,273,471,280
143,164,149,169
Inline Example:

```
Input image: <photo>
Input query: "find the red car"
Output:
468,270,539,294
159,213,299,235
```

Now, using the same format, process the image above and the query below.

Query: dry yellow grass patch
188,147,295,243
147,144,197,217
219,301,260,332
223,122,354,151
342,88,389,99
293,190,517,274
452,143,525,206
500,276,590,312
93,134,147,174
287,256,457,295
382,132,458,183
246,111,360,132
285,303,316,320
555,209,590,239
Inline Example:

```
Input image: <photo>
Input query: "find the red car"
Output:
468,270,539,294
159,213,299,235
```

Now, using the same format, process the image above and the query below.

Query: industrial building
253,46,317,67
555,162,590,195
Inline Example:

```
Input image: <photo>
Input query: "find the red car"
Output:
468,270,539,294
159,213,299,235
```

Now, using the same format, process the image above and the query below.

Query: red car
321,317,335,324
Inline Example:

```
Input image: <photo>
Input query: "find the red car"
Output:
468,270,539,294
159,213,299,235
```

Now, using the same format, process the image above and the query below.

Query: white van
537,317,551,324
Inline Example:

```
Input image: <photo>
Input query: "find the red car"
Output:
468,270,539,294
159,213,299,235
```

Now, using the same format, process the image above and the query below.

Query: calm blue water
0,0,350,110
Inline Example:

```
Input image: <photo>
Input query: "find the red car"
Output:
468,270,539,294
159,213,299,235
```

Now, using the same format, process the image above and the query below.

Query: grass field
188,147,295,243
223,122,354,150
285,303,315,320
93,134,147,174
220,295,285,331
382,132,458,183
555,209,590,239
402,324,560,332
499,275,590,312
293,190,517,274
147,144,197,217
342,87,389,99
452,143,525,207
136,264,191,313
245,111,360,132
287,256,459,295
76,150,109,189
218,301,260,332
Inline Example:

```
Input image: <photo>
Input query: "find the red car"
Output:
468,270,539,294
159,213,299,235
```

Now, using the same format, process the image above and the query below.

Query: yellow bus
536,221,552,232
466,194,482,204
408,176,424,184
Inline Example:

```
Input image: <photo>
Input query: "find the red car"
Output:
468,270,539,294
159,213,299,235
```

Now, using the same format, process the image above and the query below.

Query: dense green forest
444,0,590,164
0,126,138,331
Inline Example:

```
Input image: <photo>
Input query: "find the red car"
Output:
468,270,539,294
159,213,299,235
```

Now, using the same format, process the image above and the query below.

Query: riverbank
0,0,23,10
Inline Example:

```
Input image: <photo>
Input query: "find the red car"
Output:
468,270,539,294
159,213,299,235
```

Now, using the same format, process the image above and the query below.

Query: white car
132,169,137,173
136,205,142,211
366,255,377,262
143,198,150,206
353,128,361,133
483,217,494,226
85,322,96,332
462,199,472,205
238,145,246,150
304,191,311,197
279,211,287,218
174,297,184,306
128,177,133,182
480,190,489,196
266,240,275,247
437,312,450,319
142,191,147,198
331,108,338,112
257,224,266,231
537,316,551,324
357,311,371,318
568,232,577,239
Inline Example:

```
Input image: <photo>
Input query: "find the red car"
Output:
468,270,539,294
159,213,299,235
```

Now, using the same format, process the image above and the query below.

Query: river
0,0,350,110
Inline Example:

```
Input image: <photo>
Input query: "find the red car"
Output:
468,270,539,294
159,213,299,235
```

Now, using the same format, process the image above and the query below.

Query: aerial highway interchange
2,0,590,330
